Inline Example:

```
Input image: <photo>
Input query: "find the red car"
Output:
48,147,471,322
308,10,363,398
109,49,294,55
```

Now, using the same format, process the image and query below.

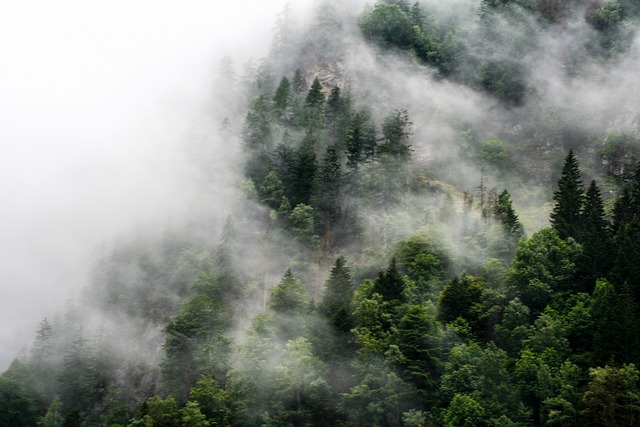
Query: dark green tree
578,180,613,290
395,304,443,392
291,131,318,207
496,189,524,238
162,274,231,401
0,376,37,427
550,150,584,240
270,269,308,314
373,258,406,304
304,77,325,127
509,228,581,313
312,145,342,230
592,279,639,364
273,76,292,121
378,109,412,159
439,274,485,332
320,256,355,334
582,362,640,427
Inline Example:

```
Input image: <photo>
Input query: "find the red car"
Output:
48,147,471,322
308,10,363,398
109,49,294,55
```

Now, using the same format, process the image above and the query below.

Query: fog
0,0,291,372
3,0,640,375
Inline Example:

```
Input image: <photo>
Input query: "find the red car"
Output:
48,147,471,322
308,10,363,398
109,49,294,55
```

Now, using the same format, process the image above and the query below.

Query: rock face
307,61,349,94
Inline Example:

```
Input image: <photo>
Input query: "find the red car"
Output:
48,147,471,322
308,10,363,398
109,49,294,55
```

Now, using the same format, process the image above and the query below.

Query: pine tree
260,170,287,210
550,150,584,240
578,180,613,289
320,256,355,334
345,112,377,172
313,145,342,229
378,109,412,159
305,77,324,108
273,76,292,121
496,189,524,238
372,258,405,303
291,131,318,207
303,77,325,128
592,280,639,364
270,269,308,314
242,95,272,149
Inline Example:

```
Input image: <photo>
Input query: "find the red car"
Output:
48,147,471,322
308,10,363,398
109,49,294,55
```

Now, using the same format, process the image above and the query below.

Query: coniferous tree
260,170,287,210
550,150,584,240
304,77,325,127
273,76,292,122
496,189,524,238
292,69,306,94
592,279,639,364
313,145,342,229
395,304,443,392
272,139,297,202
270,269,308,314
305,77,324,108
373,258,405,303
320,256,355,334
291,131,318,207
578,180,613,289
378,109,412,159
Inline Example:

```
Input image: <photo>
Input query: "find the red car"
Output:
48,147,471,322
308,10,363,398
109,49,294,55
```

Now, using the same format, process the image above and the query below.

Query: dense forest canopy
4,0,640,426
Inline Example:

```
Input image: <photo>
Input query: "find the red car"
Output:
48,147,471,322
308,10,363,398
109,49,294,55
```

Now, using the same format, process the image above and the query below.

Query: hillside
3,1,640,426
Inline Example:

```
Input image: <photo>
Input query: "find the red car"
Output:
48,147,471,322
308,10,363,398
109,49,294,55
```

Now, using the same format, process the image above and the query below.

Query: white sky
0,0,290,371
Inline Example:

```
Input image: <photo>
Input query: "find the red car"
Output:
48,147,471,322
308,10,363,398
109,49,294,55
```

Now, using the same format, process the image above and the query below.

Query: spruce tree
496,189,524,238
372,258,405,303
270,269,308,314
320,256,355,334
305,77,324,108
578,180,613,289
550,150,584,240
313,145,342,228
291,131,318,207
272,76,291,121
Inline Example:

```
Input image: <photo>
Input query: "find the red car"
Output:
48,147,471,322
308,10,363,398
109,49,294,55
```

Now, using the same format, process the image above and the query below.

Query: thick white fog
0,0,291,371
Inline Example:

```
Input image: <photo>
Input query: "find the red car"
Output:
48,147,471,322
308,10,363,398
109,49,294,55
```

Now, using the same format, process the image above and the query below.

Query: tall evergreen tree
273,76,292,121
305,77,325,108
496,189,524,238
378,109,412,159
291,131,318,207
372,258,405,303
578,180,613,289
320,256,355,334
313,145,342,229
270,269,308,314
550,150,584,240
303,77,325,128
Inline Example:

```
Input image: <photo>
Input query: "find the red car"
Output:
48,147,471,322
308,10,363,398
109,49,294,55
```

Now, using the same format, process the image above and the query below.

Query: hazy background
0,0,291,372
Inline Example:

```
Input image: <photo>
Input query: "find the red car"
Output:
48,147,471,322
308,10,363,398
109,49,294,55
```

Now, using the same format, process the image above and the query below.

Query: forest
3,0,640,426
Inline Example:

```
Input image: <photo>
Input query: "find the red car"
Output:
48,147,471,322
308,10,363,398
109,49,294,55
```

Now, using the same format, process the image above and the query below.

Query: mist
0,0,292,372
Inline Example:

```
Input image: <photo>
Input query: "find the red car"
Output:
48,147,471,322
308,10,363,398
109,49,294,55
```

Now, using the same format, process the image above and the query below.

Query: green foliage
393,232,448,289
395,304,443,391
270,269,308,314
582,363,640,426
550,150,584,241
372,258,406,304
0,376,38,427
591,279,639,364
320,256,355,335
440,275,485,331
510,228,581,312
475,60,527,107
378,109,412,159
444,393,486,427
130,396,181,427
